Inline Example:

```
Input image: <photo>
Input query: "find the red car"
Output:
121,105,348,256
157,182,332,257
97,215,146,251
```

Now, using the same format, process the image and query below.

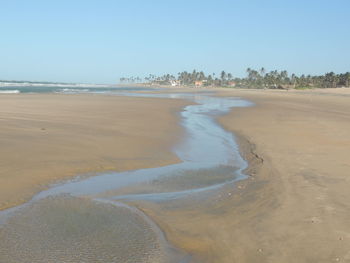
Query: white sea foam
0,90,20,94
58,88,90,93
0,82,112,88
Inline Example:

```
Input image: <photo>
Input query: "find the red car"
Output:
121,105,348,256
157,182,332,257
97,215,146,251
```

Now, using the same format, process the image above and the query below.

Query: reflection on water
104,165,241,202
0,92,252,262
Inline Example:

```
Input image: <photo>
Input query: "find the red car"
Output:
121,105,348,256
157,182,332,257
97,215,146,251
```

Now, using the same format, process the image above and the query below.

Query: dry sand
135,88,350,263
218,88,350,262
0,93,188,210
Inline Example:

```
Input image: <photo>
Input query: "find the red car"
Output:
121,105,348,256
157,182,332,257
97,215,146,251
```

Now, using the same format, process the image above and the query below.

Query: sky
0,0,349,84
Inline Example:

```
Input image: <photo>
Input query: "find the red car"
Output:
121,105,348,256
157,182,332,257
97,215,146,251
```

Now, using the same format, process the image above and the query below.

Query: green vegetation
120,68,350,89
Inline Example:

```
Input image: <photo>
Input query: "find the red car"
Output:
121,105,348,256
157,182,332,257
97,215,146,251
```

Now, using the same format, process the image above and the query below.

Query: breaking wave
0,90,20,94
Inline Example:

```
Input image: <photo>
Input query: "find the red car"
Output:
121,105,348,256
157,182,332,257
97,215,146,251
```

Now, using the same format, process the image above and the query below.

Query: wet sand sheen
0,196,164,263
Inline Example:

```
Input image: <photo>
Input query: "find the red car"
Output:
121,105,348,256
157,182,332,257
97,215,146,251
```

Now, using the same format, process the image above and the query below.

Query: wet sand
2,89,350,262
0,196,164,263
0,94,188,210
140,88,350,263
0,92,247,263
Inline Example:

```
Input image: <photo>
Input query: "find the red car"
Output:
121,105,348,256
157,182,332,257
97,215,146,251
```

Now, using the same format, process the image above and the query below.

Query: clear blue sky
1,0,349,84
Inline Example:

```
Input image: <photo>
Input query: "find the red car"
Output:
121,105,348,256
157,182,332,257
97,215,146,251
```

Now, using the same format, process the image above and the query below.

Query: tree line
120,68,350,89
242,68,350,89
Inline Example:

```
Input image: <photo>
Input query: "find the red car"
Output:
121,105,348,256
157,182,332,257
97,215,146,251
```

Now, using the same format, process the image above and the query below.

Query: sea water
0,84,157,94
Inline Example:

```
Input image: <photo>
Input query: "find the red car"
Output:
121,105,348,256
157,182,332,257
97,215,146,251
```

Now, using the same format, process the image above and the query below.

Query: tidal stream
0,92,251,263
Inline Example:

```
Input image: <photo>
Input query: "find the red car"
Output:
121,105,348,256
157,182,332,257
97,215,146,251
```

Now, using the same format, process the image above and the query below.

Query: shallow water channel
0,92,251,263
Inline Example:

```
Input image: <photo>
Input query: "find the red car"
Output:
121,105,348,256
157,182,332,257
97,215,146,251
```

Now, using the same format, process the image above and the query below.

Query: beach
1,0,348,262
1,88,350,262
217,88,350,262
138,88,350,262
0,93,188,210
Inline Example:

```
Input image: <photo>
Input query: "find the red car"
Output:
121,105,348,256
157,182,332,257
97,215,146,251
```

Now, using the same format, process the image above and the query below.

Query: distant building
228,81,236,87
195,81,203,87
170,80,180,86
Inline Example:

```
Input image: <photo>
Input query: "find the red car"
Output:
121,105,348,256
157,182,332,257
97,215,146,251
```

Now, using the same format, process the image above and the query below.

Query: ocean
0,83,156,94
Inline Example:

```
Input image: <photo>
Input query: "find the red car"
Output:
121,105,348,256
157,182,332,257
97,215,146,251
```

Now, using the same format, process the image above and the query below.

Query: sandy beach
0,93,188,210
1,1,348,262
1,88,350,262
137,88,350,263
217,88,350,262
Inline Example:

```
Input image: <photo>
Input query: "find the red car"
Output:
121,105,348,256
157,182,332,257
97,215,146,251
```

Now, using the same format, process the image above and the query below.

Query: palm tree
221,71,226,81
199,71,205,81
345,72,350,87
246,68,252,77
291,73,297,87
324,72,336,88
207,75,213,85
279,70,289,85
260,67,266,76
